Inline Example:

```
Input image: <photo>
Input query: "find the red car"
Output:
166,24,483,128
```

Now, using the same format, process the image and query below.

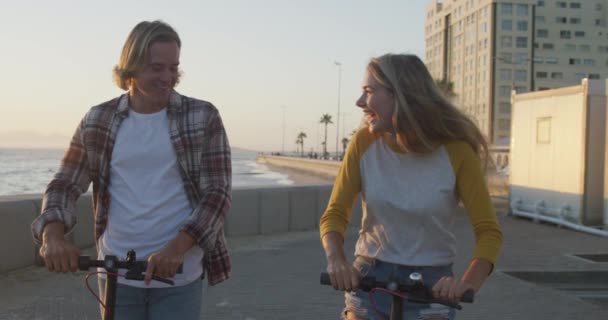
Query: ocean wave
0,148,292,196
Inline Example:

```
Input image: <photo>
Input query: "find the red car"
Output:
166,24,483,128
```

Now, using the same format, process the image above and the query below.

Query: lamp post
280,105,287,154
334,61,342,158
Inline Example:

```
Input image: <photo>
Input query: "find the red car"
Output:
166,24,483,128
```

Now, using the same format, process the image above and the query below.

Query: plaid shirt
32,91,232,285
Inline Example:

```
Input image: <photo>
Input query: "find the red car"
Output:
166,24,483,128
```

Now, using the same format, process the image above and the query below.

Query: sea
0,147,293,197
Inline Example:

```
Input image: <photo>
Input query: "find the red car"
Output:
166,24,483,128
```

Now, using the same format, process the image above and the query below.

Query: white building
425,0,608,144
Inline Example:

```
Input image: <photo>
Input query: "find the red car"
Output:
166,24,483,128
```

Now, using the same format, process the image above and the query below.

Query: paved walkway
1,198,607,319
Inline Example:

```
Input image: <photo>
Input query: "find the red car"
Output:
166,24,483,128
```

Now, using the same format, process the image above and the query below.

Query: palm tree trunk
323,124,328,158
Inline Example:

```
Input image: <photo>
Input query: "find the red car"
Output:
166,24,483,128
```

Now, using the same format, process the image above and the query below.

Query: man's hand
144,231,195,285
39,222,80,273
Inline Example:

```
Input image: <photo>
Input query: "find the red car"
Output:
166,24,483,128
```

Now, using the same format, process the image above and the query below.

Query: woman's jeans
342,257,456,320
97,278,202,320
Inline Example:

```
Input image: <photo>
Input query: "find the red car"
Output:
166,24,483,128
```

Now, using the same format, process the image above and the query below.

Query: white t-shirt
98,108,204,288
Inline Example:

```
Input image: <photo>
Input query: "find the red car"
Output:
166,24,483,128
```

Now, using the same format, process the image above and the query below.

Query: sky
0,0,428,152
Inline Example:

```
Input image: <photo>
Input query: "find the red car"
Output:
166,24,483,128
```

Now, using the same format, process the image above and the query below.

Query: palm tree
297,131,307,157
435,78,456,100
319,114,333,159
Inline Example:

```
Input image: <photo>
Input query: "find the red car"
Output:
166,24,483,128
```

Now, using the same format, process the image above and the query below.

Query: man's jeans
97,278,202,320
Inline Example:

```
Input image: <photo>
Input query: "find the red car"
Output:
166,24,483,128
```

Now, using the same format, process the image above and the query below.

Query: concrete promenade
0,198,607,319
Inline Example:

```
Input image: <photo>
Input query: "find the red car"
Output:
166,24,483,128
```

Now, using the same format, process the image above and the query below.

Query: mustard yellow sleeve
319,128,371,240
445,141,503,265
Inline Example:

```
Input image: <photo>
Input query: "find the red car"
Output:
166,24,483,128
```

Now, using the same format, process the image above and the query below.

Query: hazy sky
1,0,427,151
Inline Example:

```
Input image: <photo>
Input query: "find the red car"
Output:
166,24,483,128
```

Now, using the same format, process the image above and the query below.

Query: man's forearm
168,231,196,255
42,222,66,241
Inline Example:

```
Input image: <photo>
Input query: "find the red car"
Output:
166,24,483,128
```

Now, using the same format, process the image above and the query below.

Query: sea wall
257,155,341,179
0,185,362,274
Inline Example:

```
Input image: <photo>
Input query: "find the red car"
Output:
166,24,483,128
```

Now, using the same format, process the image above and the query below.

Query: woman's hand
432,276,475,303
326,254,360,292
322,231,360,292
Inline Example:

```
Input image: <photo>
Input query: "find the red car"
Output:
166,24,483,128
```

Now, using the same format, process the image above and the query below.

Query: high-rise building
425,0,608,144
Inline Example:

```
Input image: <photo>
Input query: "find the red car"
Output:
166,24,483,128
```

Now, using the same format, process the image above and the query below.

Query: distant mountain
0,131,262,152
0,131,71,149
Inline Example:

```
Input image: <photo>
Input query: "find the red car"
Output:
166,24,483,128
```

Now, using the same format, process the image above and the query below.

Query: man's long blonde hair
367,53,489,163
113,20,182,91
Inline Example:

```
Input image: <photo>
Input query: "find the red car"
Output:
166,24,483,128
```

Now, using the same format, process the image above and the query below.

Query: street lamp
334,61,342,158
280,105,287,154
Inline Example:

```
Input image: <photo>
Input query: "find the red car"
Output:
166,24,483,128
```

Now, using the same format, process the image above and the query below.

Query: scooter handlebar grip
461,289,475,303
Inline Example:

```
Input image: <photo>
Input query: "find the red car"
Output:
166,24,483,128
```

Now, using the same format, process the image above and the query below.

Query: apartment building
425,0,608,144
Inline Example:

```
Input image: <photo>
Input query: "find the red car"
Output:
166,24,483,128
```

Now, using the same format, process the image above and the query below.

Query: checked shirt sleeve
181,109,232,254
31,115,92,244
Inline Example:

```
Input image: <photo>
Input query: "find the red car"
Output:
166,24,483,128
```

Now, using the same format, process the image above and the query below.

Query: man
31,20,231,319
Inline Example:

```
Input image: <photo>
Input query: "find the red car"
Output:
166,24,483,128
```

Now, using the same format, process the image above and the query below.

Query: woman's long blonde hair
367,53,489,164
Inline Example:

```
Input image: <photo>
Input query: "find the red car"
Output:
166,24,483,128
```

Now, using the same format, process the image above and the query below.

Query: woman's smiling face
356,71,394,134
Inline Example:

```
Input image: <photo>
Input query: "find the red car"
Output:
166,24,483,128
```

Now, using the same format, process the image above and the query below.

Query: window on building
570,2,581,8
480,22,488,33
516,37,528,48
569,58,581,65
575,73,586,81
542,43,554,49
589,74,601,79
560,30,571,39
515,86,527,93
570,17,581,24
502,19,513,31
596,19,604,26
556,2,567,8
565,44,576,51
545,57,559,64
537,117,551,144
556,17,567,24
537,29,549,38
499,52,512,62
517,20,528,31
516,4,529,16
515,70,527,81
515,53,528,63
579,45,590,52
501,36,512,48
500,69,512,80
499,86,511,97
584,59,596,66
499,102,511,114
574,31,585,38
533,56,544,63
536,16,545,24
551,72,563,79
598,46,608,53
499,119,511,131
537,0,545,6
536,71,548,78
501,3,513,15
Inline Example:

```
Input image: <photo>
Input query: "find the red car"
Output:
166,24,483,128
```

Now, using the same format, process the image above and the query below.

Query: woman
319,54,503,320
